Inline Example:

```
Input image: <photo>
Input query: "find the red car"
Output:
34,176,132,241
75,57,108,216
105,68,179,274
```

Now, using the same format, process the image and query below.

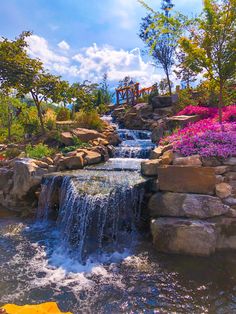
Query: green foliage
61,139,90,154
148,89,159,105
179,0,236,121
56,107,71,121
75,110,105,131
25,143,54,159
139,1,188,95
5,148,22,159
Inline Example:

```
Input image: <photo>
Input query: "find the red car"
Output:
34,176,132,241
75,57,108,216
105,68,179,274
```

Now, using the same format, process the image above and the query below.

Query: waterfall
38,171,145,263
114,129,154,159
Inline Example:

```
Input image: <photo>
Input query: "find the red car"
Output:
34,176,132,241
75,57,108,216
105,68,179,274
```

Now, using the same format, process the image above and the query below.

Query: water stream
0,116,235,313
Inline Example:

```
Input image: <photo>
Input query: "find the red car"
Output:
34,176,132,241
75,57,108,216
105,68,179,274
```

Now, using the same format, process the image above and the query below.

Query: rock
223,157,236,166
91,137,109,146
151,96,173,109
151,124,165,143
32,160,49,169
58,154,84,170
215,175,224,184
12,159,48,199
223,197,236,207
157,166,216,194
48,165,57,173
214,166,229,175
149,179,160,192
84,151,102,165
72,128,105,143
141,159,162,176
167,115,201,130
60,132,74,146
105,132,121,146
161,150,174,165
0,168,13,190
41,157,54,165
173,155,202,167
151,218,217,256
216,183,232,199
148,192,230,219
202,157,222,167
225,172,236,181
207,217,236,250
150,145,172,159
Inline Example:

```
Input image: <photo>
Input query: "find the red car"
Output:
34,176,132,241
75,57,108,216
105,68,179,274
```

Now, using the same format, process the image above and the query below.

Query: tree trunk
219,81,224,125
7,101,12,141
166,71,172,96
31,92,45,134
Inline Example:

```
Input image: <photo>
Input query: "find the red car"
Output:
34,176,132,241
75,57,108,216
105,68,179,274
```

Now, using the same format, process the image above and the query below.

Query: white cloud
72,44,161,86
26,34,163,87
26,35,69,67
58,40,70,51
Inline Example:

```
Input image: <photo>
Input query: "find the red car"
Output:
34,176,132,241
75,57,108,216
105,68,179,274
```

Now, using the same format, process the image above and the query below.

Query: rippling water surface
0,217,235,314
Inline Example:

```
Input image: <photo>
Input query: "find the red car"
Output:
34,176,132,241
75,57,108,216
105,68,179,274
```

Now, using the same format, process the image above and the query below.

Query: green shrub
56,107,71,121
61,139,90,154
75,110,105,131
25,143,54,159
5,148,22,159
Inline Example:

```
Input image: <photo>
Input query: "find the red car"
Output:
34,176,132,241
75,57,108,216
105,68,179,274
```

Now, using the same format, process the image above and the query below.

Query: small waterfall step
115,129,155,159
38,170,147,263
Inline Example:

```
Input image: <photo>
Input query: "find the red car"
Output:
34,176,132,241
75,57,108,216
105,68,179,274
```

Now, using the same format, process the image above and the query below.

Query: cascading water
114,128,154,159
38,171,146,263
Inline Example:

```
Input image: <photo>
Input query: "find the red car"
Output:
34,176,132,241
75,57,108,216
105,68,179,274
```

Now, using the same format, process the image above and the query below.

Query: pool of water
0,217,235,314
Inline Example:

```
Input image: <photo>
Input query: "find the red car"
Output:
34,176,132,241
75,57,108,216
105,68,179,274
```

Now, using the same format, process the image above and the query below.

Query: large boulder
57,154,84,170
151,96,172,109
0,168,13,190
12,159,48,199
148,192,230,219
141,159,162,176
60,132,74,146
208,217,236,250
72,128,105,142
151,218,217,256
157,165,216,194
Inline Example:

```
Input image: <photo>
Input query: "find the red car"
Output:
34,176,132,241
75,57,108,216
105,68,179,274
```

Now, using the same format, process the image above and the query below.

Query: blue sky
1,0,203,86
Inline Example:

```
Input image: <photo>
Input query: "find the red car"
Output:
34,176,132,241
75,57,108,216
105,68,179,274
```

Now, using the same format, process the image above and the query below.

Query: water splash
38,171,145,263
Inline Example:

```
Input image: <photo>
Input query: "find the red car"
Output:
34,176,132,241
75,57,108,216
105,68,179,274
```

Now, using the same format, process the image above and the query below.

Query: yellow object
1,302,72,314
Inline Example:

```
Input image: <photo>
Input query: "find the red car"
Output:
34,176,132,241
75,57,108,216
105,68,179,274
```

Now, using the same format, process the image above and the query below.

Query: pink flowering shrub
176,104,236,122
177,105,217,118
161,115,236,158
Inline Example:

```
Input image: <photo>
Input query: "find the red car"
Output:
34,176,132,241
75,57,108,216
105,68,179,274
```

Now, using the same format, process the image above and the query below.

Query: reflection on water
0,217,235,314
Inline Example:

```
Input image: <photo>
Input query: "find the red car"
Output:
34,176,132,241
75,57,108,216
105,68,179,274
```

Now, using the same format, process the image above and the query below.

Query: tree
159,78,173,94
139,1,187,95
0,32,68,134
0,92,25,140
100,73,112,105
179,0,236,123
173,51,197,88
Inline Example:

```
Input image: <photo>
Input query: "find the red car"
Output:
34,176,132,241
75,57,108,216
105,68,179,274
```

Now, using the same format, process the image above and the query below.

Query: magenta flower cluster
161,105,236,158
177,104,236,122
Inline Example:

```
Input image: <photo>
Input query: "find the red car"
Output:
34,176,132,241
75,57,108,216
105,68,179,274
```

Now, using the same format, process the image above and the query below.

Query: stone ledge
157,165,216,194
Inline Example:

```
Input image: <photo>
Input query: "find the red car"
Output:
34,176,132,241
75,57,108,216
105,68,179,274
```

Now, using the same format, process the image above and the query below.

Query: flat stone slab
157,166,216,194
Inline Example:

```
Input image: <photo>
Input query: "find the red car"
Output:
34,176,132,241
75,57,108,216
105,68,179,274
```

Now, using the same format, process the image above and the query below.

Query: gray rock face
148,192,230,219
151,218,217,256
